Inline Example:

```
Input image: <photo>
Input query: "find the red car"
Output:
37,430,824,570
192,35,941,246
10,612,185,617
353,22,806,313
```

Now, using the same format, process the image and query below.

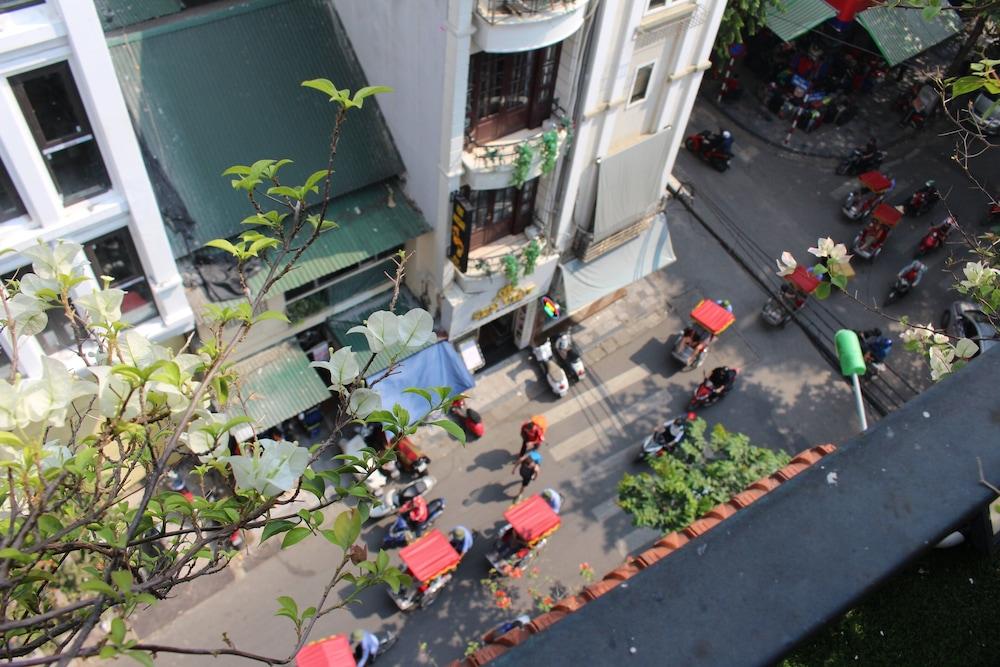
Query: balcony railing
465,102,571,170
476,0,581,24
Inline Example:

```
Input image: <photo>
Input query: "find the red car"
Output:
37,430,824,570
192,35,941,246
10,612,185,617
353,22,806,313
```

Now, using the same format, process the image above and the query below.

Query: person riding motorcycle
351,630,382,667
860,136,879,165
706,366,737,397
541,488,562,514
680,326,713,356
399,495,429,526
858,328,892,365
708,130,734,156
897,260,927,288
449,526,474,556
858,220,891,252
916,180,938,200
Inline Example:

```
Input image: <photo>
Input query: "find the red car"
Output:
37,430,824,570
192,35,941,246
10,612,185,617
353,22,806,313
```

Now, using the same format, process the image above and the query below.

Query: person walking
518,416,547,457
512,450,542,500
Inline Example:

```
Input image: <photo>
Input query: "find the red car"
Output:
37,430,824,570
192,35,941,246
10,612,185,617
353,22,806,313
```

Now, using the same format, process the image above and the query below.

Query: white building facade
0,0,193,377
313,0,724,361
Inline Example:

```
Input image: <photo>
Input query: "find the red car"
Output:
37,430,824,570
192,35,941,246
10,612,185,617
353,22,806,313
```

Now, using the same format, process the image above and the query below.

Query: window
630,63,655,105
464,180,538,250
0,160,26,223
647,0,668,10
10,63,111,205
467,44,561,143
4,264,84,355
0,347,10,381
84,229,158,325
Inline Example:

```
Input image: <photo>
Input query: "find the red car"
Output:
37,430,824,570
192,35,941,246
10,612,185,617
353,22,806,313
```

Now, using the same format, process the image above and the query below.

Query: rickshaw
388,529,463,611
853,203,901,260
295,632,397,666
843,171,895,221
486,494,561,575
761,265,821,327
671,299,736,370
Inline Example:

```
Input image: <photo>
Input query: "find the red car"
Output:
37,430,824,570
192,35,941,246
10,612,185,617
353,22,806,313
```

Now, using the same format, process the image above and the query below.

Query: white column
50,0,192,330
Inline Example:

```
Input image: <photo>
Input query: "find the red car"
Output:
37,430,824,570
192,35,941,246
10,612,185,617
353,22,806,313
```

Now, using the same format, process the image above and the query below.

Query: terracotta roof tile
453,444,836,667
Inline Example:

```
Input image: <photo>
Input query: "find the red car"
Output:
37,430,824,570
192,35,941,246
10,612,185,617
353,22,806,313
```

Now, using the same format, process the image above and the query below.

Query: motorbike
449,397,485,438
381,434,431,480
483,615,532,645
671,299,735,370
635,415,691,463
835,148,886,176
884,275,914,307
842,171,895,221
553,330,586,381
761,267,820,328
380,497,446,549
856,328,892,378
369,475,438,520
531,339,569,398
684,131,732,172
389,529,467,611
486,494,561,576
688,367,740,410
915,217,956,257
903,187,940,217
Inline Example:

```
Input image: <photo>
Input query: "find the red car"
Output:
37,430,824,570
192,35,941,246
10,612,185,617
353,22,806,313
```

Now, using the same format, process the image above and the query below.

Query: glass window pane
631,64,654,103
0,160,26,223
37,303,82,354
18,69,84,143
0,347,11,381
46,140,111,203
86,230,158,325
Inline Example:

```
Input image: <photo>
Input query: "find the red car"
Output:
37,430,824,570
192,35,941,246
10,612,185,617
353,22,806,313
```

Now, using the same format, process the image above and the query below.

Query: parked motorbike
915,217,957,257
553,330,585,381
449,397,485,438
903,185,940,216
370,476,438,520
688,367,739,410
381,498,446,549
835,148,886,176
635,415,692,463
531,339,569,398
684,130,732,172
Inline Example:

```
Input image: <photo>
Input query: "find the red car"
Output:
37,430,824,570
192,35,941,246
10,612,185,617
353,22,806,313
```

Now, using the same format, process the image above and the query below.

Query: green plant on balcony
540,130,559,175
522,238,541,276
511,142,535,188
502,253,520,286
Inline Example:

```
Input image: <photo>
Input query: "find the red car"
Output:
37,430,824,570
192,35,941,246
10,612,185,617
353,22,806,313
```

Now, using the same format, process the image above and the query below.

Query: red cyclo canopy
399,529,461,584
872,203,902,226
296,634,356,667
858,171,893,192
787,265,822,294
690,299,736,335
504,495,561,543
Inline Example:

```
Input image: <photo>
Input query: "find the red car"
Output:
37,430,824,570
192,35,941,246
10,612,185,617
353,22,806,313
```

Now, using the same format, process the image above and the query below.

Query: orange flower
509,567,524,579
496,596,512,609
542,596,554,607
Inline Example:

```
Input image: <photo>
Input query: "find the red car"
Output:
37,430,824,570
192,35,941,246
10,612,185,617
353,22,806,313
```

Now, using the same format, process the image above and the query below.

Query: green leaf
813,282,831,299
302,78,340,100
254,310,289,324
111,570,133,593
951,75,985,97
260,519,298,544
403,387,434,407
276,595,298,618
110,617,126,644
267,185,303,200
304,169,328,192
222,165,251,176
430,419,467,444
921,4,940,20
0,547,33,563
126,650,154,667
147,360,181,387
0,432,23,448
351,85,393,108
330,509,355,550
205,239,239,256
301,474,326,502
100,646,119,659
281,526,311,549
81,579,116,596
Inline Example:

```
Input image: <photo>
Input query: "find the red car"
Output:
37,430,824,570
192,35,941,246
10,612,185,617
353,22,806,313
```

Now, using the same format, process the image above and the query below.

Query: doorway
478,311,518,369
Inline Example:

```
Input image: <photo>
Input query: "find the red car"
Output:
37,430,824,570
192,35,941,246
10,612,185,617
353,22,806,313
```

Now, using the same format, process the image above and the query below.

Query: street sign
450,195,472,273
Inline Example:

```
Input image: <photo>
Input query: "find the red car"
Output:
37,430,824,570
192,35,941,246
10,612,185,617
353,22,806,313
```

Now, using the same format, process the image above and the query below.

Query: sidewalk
699,37,959,158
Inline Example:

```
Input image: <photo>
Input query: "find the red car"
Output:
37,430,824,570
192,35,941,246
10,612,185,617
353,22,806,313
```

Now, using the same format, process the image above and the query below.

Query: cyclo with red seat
671,299,736,370
853,202,902,260
486,494,561,575
842,170,894,221
388,529,463,611
761,265,821,327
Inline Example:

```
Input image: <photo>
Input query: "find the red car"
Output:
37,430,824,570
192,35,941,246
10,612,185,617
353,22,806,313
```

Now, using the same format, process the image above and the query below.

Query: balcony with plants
473,0,587,53
462,114,573,190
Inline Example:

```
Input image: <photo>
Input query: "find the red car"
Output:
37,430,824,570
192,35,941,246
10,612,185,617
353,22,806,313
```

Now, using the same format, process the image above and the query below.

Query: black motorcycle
884,276,912,307
835,149,886,176
688,368,739,410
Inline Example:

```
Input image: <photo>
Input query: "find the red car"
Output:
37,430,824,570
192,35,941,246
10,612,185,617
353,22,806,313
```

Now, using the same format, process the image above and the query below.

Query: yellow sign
472,283,534,321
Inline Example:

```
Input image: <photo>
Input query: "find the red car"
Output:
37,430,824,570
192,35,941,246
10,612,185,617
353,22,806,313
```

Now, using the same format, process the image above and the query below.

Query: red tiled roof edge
454,444,837,667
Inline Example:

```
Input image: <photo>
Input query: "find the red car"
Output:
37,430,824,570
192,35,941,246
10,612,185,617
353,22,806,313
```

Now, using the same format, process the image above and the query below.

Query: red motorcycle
685,131,732,172
915,217,957,257
688,367,739,410
449,397,484,439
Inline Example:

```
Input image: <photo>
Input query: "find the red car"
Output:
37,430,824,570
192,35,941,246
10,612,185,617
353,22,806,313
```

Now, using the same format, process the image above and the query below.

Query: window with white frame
629,63,655,105
646,0,669,11
0,159,26,223
84,229,158,325
9,63,111,206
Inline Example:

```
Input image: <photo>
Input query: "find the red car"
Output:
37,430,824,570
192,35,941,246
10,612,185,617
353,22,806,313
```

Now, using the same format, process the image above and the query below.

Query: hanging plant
539,130,559,175
502,253,520,286
511,142,535,188
521,239,540,276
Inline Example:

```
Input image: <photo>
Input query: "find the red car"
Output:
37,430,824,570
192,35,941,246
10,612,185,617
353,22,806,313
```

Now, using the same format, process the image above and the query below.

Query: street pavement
135,92,997,666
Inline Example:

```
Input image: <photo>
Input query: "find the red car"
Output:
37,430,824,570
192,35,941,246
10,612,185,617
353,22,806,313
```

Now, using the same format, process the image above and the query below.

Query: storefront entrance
477,311,518,369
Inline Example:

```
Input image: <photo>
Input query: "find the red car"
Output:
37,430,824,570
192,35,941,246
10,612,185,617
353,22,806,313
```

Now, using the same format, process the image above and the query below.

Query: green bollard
834,329,867,377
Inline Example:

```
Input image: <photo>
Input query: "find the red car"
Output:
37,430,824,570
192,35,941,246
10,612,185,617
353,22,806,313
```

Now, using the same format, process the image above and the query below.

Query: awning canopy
561,213,676,314
765,0,837,42
857,5,962,67
593,132,671,242
229,342,331,439
365,341,475,425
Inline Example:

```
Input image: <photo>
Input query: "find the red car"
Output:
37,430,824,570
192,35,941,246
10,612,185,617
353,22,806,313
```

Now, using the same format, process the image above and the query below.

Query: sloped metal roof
107,0,404,257
765,0,837,43
857,5,962,67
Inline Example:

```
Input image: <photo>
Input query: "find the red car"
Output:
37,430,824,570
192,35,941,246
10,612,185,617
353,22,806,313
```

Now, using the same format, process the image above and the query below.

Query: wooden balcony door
467,180,539,250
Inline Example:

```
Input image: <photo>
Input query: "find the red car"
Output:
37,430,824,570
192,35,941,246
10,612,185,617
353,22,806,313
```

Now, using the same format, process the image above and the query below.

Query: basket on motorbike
671,299,735,367
486,494,561,575
296,634,355,667
389,529,462,611
761,266,821,326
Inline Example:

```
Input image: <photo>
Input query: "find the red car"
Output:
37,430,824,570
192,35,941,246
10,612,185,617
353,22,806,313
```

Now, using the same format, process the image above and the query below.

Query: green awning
327,291,432,378
107,0,405,257
229,341,331,435
248,181,430,297
765,0,836,42
857,6,962,67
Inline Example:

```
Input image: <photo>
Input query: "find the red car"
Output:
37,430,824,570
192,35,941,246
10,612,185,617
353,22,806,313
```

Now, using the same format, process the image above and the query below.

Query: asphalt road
135,98,996,666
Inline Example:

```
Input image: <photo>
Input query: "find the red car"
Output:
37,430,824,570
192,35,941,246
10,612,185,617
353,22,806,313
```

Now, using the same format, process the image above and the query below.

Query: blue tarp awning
368,341,475,424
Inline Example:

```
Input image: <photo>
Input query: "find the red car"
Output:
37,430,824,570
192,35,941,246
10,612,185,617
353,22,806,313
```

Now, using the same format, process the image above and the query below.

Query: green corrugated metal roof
229,341,330,432
247,181,429,296
94,0,183,32
327,291,431,377
857,6,962,67
765,0,836,42
107,0,404,257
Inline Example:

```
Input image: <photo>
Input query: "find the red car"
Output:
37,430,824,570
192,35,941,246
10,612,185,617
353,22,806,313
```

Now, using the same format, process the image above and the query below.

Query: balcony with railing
473,0,586,53
462,113,572,190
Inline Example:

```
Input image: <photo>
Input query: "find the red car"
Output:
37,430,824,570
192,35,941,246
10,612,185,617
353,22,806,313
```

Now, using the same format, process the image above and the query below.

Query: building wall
0,0,193,376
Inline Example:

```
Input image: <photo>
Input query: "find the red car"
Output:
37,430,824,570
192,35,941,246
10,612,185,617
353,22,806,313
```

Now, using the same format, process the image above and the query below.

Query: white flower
18,274,60,300
808,237,836,259
6,293,49,337
311,346,359,392
182,413,230,460
39,440,72,471
960,261,999,291
776,251,797,277
828,242,850,262
348,388,382,418
87,365,138,420
77,289,124,327
927,345,956,381
347,311,399,353
16,357,96,429
954,337,979,359
118,330,168,368
21,241,84,281
398,308,434,348
223,439,309,496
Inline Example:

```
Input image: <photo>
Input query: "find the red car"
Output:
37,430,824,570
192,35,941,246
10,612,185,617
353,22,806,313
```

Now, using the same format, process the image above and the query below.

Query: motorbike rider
780,283,808,310
351,629,382,667
860,136,879,166
541,488,563,514
399,495,429,527
858,328,892,365
897,260,927,288
680,326,713,357
930,216,958,241
706,366,737,397
708,129,734,156
859,220,891,251
915,180,938,202
657,415,691,449
449,526,474,556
